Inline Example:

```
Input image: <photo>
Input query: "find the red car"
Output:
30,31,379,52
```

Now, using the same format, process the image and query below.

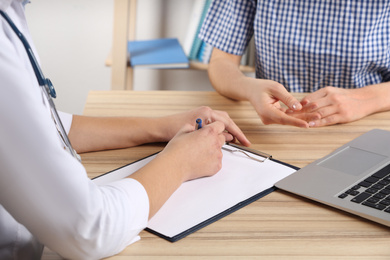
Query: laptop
275,128,390,227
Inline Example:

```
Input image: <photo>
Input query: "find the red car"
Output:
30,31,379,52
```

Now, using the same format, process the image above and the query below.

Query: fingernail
309,121,316,127
292,102,300,110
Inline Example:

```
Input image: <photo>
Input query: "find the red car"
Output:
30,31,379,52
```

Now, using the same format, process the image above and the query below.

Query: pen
196,118,202,130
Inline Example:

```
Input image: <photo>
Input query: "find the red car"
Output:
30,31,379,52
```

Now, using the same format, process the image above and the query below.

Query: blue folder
128,38,189,69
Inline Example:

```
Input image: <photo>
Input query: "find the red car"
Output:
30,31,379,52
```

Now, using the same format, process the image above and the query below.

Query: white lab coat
0,1,149,259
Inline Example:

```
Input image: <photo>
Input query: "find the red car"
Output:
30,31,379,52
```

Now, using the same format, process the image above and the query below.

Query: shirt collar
0,0,25,11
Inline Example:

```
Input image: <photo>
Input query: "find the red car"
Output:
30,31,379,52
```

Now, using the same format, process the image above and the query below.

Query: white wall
26,0,113,115
26,0,217,115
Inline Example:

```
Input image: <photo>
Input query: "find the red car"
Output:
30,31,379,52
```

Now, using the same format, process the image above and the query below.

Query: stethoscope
0,10,81,162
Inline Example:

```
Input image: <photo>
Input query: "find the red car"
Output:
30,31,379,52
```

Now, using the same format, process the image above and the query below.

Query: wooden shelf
106,53,255,73
109,0,255,90
189,61,255,73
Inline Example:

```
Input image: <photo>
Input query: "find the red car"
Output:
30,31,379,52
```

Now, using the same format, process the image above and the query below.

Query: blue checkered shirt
199,0,390,92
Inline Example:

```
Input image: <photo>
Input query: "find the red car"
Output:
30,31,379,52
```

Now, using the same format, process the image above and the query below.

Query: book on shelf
184,0,212,61
184,0,255,69
197,42,213,64
183,0,207,56
127,38,189,69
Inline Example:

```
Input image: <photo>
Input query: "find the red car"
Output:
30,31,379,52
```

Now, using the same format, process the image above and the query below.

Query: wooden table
43,91,390,259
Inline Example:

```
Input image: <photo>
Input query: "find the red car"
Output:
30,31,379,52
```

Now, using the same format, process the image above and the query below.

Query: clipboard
92,144,298,242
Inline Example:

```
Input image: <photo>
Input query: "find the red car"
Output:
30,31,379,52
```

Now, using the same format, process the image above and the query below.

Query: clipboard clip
222,143,272,163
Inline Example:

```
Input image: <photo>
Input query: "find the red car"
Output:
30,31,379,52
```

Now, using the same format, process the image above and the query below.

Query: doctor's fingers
207,110,251,146
199,121,229,146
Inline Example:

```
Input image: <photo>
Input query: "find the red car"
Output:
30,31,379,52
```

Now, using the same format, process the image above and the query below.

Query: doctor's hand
286,86,383,127
247,79,309,128
159,106,251,147
160,121,228,182
130,121,228,218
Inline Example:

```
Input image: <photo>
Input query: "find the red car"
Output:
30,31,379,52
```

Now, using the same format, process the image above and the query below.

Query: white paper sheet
92,145,296,240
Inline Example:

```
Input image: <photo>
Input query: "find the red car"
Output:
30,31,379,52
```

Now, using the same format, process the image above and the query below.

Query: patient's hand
286,86,378,127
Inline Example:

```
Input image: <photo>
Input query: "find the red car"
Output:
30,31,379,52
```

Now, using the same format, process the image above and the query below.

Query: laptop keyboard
338,164,390,213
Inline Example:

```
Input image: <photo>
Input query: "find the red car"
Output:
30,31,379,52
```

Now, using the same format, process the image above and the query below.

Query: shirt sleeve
0,6,149,260
199,0,256,55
